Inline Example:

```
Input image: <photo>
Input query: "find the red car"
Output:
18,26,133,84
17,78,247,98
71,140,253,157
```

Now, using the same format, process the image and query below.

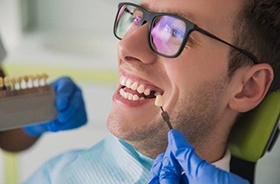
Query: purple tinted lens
151,15,186,56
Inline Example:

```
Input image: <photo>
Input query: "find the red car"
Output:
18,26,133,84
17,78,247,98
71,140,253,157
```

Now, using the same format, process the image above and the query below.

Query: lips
119,75,164,101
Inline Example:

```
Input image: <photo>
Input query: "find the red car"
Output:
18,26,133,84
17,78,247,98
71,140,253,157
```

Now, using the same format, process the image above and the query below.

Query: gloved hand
24,77,87,137
148,129,250,184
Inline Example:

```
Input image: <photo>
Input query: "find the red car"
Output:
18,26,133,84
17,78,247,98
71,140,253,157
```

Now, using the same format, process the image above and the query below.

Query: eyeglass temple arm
195,27,258,64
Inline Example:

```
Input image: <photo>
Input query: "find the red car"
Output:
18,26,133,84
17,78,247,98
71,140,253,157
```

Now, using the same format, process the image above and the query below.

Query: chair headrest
228,90,280,162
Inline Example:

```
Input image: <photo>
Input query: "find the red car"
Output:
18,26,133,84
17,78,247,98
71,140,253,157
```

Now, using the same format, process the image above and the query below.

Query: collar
211,149,231,172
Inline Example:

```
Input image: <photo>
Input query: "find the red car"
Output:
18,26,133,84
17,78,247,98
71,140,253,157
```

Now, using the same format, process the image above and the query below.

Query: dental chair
228,90,280,184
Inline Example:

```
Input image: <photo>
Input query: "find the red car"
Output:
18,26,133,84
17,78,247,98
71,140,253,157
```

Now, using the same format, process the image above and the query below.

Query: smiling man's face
107,0,245,160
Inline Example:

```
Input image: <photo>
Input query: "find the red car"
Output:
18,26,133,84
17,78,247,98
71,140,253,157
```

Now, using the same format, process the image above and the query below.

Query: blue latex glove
24,77,87,137
148,129,250,184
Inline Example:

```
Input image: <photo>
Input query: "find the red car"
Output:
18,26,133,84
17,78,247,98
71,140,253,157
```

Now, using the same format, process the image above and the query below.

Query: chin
106,111,133,140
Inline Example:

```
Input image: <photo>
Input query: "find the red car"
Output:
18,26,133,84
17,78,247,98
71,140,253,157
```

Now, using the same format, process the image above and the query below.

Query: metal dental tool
155,95,173,130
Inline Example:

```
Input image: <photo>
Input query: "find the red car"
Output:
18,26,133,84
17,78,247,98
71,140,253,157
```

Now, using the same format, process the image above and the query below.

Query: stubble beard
172,78,229,153
107,110,169,158
107,77,229,158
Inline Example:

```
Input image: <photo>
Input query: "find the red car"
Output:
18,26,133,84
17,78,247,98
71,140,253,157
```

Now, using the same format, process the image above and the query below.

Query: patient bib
24,134,154,184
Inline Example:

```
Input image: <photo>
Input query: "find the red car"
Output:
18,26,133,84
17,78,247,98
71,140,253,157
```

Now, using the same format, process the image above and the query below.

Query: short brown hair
229,0,280,92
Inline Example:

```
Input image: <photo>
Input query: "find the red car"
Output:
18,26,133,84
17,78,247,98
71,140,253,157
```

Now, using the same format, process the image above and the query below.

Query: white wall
0,0,22,52
0,0,118,183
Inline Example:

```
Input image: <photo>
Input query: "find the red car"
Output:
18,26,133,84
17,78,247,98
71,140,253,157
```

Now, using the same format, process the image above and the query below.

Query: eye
171,28,184,39
164,25,184,39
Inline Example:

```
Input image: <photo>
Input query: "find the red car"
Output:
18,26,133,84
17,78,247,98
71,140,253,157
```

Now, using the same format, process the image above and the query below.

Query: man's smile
119,75,164,101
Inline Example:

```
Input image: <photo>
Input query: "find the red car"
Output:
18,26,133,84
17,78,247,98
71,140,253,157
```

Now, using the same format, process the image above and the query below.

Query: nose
118,24,157,64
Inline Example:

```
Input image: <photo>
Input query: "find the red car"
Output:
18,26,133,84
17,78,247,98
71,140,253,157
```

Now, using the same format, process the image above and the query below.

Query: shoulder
37,149,85,173
24,137,111,183
23,149,84,184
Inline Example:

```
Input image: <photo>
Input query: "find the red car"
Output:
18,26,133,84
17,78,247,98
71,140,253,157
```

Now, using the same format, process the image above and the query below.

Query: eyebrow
139,2,199,24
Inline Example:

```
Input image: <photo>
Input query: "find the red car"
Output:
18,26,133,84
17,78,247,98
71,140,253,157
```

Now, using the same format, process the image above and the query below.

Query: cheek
163,55,202,94
162,53,229,115
166,49,228,89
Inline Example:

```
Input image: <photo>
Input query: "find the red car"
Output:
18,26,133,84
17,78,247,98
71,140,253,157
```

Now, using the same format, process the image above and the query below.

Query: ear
229,64,274,112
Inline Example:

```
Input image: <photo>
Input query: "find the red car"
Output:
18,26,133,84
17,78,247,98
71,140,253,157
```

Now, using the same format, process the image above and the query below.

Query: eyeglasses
113,2,258,64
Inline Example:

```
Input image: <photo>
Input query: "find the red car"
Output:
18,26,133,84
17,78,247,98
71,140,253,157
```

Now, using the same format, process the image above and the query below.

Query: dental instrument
155,95,173,130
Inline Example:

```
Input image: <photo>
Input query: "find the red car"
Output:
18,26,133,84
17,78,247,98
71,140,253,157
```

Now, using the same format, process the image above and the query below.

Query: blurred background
0,0,279,183
0,0,120,183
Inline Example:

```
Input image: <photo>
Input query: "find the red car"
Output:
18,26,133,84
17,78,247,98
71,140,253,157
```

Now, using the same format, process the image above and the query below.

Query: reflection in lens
115,5,143,39
151,15,186,56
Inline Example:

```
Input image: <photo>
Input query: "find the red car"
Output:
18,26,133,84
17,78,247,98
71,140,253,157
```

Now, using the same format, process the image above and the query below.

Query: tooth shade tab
155,95,164,107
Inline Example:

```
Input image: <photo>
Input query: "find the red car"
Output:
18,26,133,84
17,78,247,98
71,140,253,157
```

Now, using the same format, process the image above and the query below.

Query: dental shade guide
155,95,173,130
0,73,57,131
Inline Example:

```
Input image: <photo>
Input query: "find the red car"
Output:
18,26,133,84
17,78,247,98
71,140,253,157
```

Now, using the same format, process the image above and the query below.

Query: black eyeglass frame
113,2,258,64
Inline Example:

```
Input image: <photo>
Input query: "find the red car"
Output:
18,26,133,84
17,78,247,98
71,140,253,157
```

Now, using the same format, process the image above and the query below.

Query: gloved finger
148,153,164,184
158,134,185,184
52,77,77,111
168,129,200,174
51,106,87,131
47,108,87,132
168,130,250,184
23,122,50,137
57,88,85,123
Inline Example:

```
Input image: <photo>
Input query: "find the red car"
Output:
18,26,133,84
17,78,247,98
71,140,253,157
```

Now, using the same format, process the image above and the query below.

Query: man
24,0,279,183
0,35,88,152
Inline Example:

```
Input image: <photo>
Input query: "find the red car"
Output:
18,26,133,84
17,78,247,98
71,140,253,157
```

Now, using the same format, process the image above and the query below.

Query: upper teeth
119,75,160,101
